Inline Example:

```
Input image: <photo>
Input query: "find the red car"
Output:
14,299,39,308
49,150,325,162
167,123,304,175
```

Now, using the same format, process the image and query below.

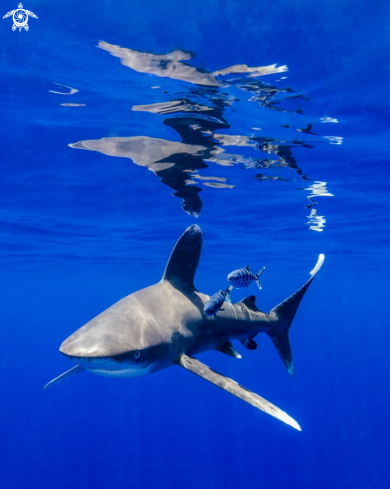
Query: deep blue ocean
1,0,390,487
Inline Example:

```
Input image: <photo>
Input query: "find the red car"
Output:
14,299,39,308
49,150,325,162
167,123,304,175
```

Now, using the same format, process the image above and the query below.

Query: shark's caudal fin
162,225,202,291
267,254,325,377
176,354,301,431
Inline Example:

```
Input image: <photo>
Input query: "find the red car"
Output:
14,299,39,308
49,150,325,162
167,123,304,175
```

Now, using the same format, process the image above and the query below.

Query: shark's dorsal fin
245,264,250,270
239,296,260,312
162,225,202,290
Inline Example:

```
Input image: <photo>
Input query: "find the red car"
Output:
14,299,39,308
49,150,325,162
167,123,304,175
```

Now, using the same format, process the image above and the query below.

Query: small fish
204,286,233,316
228,265,265,289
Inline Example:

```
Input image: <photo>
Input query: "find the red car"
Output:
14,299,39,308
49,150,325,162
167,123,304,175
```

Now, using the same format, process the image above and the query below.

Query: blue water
1,0,390,487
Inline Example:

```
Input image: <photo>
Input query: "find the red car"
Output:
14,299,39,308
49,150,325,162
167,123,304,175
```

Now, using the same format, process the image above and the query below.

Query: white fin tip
280,412,302,431
310,254,325,277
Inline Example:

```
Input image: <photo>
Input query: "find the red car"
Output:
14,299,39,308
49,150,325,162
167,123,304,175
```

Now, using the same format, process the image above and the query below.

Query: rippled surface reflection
70,42,338,226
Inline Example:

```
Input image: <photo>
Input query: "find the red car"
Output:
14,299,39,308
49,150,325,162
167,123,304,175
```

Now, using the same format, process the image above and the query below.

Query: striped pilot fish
228,265,265,289
204,286,233,316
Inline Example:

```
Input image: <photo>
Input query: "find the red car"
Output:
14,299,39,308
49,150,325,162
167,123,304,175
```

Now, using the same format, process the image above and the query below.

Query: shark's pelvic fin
267,254,325,377
162,225,202,290
217,340,242,358
44,364,85,390
176,354,301,431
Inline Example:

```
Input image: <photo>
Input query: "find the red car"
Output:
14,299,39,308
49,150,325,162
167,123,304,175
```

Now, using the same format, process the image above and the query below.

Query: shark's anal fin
44,365,85,390
162,225,202,290
217,340,242,358
239,338,258,350
176,354,301,431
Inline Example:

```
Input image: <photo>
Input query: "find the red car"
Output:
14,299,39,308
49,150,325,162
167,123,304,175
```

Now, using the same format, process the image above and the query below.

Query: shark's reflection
98,41,288,87
70,42,337,222
71,135,210,216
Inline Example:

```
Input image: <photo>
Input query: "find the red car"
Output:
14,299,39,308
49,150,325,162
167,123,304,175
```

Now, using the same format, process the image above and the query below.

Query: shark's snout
60,331,114,359
59,308,177,377
59,296,146,360
59,332,151,377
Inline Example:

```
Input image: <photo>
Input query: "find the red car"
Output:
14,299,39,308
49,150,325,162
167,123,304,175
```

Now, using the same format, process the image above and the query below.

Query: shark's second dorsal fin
239,296,260,312
162,225,203,290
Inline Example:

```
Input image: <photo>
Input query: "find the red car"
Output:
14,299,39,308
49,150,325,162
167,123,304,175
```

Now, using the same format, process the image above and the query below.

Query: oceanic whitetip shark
45,225,324,431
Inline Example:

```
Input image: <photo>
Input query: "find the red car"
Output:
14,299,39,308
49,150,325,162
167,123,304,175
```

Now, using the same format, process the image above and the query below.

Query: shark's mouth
61,351,146,374
60,345,165,378
60,339,178,379
69,357,151,378
85,365,153,378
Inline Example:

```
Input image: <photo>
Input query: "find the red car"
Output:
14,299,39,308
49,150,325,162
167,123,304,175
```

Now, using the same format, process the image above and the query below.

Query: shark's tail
266,254,324,377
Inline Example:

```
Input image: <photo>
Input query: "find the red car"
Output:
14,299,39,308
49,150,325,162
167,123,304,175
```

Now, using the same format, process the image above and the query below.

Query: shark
45,225,324,431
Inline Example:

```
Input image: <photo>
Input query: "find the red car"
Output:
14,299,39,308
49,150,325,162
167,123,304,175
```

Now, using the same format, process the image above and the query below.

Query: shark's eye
134,351,141,360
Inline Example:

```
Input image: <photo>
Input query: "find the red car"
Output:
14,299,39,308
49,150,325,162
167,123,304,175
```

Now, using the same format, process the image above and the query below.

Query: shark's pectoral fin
176,354,301,431
44,365,85,390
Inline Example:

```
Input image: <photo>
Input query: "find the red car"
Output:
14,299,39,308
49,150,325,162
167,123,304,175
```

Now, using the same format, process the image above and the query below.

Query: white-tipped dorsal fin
162,225,202,290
